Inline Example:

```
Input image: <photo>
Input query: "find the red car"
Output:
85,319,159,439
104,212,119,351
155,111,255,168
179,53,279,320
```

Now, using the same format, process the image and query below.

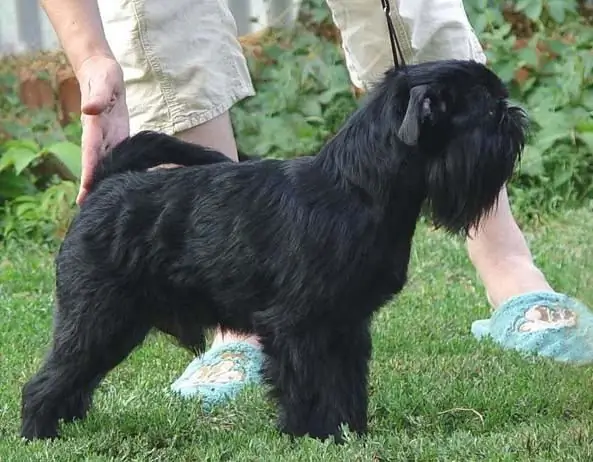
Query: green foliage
231,2,356,158
464,0,593,218
1,181,77,244
0,73,80,242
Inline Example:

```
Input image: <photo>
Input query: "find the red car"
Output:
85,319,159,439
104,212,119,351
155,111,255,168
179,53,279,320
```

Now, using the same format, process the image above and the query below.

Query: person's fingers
77,154,97,205
74,58,127,206
76,185,89,206
80,74,114,116
78,116,104,205
80,147,101,192
109,109,131,149
78,57,122,116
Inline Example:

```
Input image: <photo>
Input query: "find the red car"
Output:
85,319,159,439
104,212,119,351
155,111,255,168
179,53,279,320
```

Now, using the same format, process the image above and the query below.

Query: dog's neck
314,88,425,209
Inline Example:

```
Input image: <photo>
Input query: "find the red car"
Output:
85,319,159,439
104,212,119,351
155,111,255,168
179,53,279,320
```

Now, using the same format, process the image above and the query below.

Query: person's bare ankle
476,255,553,309
465,190,555,310
210,328,261,349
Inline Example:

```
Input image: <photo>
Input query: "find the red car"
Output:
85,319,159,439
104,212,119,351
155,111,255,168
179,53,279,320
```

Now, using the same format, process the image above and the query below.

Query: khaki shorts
99,0,486,136
98,0,254,135
326,0,487,89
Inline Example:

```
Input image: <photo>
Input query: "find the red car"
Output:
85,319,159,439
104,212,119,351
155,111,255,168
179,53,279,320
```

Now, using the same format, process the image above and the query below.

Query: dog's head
383,60,528,234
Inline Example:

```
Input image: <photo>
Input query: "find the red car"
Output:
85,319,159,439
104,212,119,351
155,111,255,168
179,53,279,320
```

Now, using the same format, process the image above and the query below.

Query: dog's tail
90,130,255,189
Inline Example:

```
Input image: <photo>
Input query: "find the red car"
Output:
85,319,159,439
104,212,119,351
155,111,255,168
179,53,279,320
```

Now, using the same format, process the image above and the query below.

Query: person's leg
325,0,593,363
466,187,551,308
175,112,239,161
98,0,263,408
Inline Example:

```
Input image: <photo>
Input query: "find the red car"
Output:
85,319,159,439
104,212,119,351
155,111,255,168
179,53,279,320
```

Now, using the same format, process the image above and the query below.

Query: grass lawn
1,208,592,461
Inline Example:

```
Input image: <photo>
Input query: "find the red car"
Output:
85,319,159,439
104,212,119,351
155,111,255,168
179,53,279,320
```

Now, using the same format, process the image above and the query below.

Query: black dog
20,59,528,442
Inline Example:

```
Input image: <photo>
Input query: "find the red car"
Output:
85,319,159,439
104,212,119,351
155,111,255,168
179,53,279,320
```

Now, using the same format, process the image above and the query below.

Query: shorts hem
131,85,255,136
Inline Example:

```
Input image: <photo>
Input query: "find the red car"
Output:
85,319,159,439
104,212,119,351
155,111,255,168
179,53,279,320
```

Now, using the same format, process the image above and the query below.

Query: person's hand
75,55,129,205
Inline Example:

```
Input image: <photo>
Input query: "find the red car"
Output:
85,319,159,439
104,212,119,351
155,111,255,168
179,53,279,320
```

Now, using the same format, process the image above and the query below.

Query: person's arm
40,0,114,74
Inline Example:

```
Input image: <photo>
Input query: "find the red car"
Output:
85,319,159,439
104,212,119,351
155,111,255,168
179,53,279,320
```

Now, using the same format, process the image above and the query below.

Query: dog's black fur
20,59,528,442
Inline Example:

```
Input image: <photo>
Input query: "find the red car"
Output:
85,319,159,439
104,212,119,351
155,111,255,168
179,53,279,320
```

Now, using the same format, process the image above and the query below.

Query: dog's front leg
261,318,372,442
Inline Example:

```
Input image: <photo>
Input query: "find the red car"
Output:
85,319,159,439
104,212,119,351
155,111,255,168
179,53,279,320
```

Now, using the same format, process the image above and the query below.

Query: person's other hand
75,55,129,204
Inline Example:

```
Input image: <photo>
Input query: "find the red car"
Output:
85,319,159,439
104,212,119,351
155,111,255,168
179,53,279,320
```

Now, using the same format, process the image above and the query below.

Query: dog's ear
397,85,446,146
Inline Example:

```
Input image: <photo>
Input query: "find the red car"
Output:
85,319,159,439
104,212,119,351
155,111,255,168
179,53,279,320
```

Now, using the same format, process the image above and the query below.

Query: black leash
380,0,407,68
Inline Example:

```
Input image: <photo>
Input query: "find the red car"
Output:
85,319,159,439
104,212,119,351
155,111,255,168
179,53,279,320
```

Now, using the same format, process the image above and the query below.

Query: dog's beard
422,105,528,235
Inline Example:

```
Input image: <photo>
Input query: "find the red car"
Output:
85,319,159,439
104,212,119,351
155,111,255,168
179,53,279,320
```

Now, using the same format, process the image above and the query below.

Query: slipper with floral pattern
472,291,593,364
170,341,264,410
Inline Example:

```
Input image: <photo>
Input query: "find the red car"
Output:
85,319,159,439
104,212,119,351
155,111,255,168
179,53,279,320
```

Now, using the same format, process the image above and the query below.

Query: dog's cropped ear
397,84,446,146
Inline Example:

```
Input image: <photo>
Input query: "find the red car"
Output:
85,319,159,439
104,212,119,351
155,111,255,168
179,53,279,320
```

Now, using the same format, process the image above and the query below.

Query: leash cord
380,0,407,68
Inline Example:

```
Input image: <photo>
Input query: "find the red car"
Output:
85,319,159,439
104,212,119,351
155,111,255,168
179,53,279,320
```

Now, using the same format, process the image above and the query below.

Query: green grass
1,208,593,461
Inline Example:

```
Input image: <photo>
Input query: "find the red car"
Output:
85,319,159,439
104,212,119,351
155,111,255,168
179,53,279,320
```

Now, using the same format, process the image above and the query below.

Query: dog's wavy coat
21,60,528,442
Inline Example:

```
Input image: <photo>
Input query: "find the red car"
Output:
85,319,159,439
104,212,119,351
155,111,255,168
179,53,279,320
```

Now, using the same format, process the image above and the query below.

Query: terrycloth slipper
170,341,264,410
472,291,593,364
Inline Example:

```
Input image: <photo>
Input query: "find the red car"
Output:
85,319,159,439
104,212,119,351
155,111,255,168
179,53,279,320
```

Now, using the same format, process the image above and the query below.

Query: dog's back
90,131,254,193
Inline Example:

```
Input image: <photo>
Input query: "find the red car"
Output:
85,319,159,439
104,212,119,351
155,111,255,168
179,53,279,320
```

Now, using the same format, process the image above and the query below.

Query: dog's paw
56,391,93,423
276,414,352,444
20,419,60,442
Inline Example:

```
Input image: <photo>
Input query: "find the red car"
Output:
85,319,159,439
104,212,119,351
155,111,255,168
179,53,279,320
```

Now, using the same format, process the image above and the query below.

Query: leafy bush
231,1,356,158
464,0,593,219
1,0,592,243
0,73,80,243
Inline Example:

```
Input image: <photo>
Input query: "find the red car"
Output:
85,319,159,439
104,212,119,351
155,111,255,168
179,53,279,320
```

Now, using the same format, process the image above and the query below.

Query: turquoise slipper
170,341,264,410
472,291,593,364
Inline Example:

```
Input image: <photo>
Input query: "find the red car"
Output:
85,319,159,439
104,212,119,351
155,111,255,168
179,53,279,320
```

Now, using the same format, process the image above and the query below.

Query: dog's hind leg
20,291,150,441
153,312,207,356
261,318,373,442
